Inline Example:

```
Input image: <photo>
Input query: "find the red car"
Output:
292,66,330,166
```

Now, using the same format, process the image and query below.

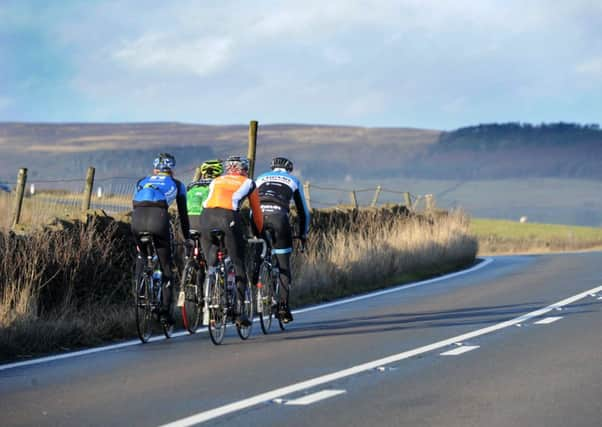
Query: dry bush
291,210,477,305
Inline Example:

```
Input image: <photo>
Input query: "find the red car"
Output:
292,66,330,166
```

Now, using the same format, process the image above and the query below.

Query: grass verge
472,218,602,254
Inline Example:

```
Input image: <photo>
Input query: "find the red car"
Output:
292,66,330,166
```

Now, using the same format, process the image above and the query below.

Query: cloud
113,33,233,77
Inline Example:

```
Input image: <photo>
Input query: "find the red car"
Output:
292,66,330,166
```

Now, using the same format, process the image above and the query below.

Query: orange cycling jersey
204,174,263,232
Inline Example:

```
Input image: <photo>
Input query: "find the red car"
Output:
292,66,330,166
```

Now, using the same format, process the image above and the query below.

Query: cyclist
199,156,263,326
132,152,191,325
187,159,223,233
255,156,310,323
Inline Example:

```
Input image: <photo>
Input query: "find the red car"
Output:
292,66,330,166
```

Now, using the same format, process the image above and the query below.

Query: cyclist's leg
223,212,251,326
198,208,222,267
266,213,294,321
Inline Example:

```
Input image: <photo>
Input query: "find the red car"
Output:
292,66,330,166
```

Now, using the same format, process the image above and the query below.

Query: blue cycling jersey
133,173,186,208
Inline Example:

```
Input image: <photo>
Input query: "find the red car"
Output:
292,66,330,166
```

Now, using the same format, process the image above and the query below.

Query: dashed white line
159,284,602,427
534,316,563,325
440,345,480,356
284,389,347,406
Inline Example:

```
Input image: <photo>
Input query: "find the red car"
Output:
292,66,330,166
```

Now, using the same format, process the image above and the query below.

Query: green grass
471,218,602,254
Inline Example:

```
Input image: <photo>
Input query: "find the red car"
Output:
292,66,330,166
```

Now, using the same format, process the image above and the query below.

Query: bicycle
134,232,175,343
204,229,254,345
178,229,206,334
253,228,304,334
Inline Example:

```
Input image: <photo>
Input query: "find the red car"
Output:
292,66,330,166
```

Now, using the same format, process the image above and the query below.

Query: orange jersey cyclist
199,156,263,326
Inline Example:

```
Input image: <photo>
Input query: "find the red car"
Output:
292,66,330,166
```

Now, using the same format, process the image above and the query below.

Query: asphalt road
2,252,602,426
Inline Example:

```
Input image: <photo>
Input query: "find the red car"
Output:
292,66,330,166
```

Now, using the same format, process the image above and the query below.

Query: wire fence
2,167,437,230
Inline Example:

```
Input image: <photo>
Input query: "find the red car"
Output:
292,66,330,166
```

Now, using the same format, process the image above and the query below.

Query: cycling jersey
256,169,310,236
133,173,187,209
204,174,263,233
186,179,212,216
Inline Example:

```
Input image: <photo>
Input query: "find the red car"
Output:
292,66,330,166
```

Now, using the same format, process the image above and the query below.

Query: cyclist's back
187,159,223,232
131,153,190,325
199,156,263,326
256,157,310,323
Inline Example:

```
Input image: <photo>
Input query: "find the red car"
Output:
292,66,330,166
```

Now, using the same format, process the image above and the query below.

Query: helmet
271,157,293,172
153,152,176,172
200,159,223,179
224,156,249,175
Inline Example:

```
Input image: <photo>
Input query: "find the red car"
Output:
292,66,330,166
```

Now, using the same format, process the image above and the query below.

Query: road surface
2,252,602,426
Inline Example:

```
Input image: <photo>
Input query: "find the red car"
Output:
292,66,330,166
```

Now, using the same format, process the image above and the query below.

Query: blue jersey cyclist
255,157,310,323
132,152,191,326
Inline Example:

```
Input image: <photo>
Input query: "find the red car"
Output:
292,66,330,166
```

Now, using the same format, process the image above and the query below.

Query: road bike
178,229,206,334
134,232,175,343
204,229,254,345
253,228,304,334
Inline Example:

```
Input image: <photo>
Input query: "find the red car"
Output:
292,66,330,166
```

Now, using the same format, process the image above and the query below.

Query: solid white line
0,258,494,372
534,316,563,325
159,284,602,427
284,389,347,406
440,345,480,356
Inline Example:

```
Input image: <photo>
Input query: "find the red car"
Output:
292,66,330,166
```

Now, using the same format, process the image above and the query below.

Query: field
471,218,602,254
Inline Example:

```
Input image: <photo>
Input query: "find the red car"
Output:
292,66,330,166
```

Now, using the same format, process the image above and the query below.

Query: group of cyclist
131,152,310,329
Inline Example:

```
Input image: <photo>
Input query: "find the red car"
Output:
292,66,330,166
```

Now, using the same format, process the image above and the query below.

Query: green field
471,218,602,254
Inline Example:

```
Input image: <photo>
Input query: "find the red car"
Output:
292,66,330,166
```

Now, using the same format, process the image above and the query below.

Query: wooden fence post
403,192,412,210
81,166,96,214
11,168,27,228
371,185,382,207
192,166,202,181
303,181,312,210
425,194,435,212
349,190,358,209
247,120,258,179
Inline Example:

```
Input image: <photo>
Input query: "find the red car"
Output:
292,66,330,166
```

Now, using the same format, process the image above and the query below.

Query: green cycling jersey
186,179,212,216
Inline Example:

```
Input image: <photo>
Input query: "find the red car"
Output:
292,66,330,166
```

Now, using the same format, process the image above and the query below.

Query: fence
1,166,437,231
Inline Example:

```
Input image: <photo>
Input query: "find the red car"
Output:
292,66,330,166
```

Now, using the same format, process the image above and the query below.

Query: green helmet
200,159,223,179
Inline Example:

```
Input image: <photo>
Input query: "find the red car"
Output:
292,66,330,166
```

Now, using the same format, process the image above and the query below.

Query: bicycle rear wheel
236,284,254,340
181,262,203,333
135,275,153,343
207,272,227,345
257,263,274,334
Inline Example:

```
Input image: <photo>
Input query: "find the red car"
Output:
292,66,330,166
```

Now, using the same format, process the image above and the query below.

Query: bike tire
135,275,153,343
181,262,203,333
236,284,254,340
207,272,227,345
257,263,274,334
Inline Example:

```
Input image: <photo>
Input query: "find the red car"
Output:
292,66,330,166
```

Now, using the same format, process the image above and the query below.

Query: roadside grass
472,218,602,254
0,209,477,362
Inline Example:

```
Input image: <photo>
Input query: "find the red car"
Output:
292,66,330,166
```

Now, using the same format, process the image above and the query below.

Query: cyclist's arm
248,184,264,234
175,180,191,239
293,184,310,237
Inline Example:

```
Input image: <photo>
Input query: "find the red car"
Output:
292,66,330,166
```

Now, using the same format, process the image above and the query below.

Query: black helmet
271,157,293,172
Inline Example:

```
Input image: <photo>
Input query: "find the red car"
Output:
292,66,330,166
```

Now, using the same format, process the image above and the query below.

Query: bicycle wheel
135,274,153,343
207,272,227,345
181,261,203,333
236,283,254,340
257,263,274,334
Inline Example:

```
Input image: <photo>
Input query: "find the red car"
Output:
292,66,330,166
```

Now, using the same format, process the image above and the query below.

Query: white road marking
0,258,494,372
534,316,563,325
284,389,347,406
159,284,602,427
440,345,480,356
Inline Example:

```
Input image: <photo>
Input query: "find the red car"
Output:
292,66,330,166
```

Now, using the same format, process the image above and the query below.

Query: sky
1,0,601,130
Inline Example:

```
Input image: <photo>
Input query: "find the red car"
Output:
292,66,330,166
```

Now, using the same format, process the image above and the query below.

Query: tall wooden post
371,185,382,207
81,166,96,213
247,120,258,179
403,192,412,209
350,190,358,209
303,181,312,211
192,166,202,181
11,168,27,228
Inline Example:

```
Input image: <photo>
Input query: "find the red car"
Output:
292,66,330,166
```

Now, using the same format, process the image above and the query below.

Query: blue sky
1,0,601,129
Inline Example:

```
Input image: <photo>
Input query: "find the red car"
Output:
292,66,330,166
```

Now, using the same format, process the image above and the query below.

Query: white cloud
113,33,233,77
